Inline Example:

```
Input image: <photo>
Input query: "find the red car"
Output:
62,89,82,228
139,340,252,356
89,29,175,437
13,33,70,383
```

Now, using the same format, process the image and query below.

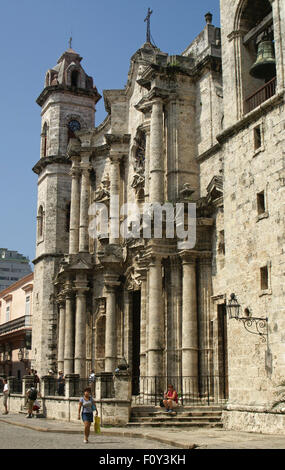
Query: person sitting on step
163,384,178,413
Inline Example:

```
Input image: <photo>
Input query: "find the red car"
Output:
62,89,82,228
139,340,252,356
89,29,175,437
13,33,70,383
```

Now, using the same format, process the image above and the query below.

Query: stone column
149,98,164,203
147,256,164,378
180,252,198,399
109,154,121,244
123,289,132,368
166,98,178,202
64,281,75,375
69,159,81,254
167,257,182,378
198,255,213,379
74,274,89,377
79,165,90,252
57,295,65,373
143,125,151,202
105,277,120,372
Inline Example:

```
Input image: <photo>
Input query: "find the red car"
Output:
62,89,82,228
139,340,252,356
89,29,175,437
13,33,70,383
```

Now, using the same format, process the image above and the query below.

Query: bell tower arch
220,0,284,126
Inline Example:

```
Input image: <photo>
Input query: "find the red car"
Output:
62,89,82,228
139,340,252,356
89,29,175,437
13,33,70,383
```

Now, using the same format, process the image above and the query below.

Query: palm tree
272,380,285,410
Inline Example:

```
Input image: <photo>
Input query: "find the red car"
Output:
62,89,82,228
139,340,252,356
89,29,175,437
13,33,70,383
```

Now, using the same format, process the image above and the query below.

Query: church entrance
131,290,141,395
217,304,229,399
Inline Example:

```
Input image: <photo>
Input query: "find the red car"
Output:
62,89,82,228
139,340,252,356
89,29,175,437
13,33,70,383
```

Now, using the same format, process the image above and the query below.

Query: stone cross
144,8,153,43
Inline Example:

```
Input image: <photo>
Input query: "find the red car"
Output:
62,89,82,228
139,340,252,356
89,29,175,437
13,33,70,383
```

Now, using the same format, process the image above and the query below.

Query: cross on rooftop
144,8,153,44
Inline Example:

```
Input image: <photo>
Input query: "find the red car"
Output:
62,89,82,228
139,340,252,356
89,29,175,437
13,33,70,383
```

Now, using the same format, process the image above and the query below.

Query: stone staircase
127,405,223,428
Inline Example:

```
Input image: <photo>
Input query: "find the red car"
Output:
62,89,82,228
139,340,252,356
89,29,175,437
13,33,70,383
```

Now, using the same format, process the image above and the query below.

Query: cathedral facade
32,0,285,430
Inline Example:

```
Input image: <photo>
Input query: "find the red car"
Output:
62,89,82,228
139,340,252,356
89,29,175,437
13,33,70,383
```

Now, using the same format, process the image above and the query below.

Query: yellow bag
94,416,101,434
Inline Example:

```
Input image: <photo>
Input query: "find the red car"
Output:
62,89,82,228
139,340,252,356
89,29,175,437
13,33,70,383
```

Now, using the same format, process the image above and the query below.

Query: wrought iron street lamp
226,293,268,343
18,348,24,362
226,293,241,319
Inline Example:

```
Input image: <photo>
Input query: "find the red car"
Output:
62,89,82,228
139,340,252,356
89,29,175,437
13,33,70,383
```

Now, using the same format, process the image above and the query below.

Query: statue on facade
94,174,110,203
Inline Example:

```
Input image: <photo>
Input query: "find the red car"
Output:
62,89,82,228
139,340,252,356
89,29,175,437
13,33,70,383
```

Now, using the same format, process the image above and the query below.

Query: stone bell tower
32,46,101,375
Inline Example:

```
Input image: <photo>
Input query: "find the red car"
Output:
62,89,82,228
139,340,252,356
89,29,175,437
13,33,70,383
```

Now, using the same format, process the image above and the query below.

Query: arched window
71,70,79,87
37,205,44,239
237,0,276,113
42,123,48,157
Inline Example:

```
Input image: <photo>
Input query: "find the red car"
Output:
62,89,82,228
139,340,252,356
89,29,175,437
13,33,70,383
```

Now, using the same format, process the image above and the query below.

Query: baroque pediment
206,175,223,204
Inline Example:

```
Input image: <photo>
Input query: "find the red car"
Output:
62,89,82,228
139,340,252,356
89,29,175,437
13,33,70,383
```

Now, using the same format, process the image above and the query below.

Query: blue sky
0,0,220,266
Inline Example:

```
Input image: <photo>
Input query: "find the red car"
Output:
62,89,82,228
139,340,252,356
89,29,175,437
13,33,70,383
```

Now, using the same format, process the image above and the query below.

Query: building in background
0,249,32,291
0,273,33,378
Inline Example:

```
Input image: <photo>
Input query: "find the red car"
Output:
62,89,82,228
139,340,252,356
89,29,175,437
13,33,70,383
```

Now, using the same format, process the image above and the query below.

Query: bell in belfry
250,33,276,82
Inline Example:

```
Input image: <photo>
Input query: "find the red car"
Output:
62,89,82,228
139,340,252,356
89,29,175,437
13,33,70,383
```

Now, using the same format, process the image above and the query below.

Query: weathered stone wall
4,394,131,426
200,99,285,413
223,408,285,435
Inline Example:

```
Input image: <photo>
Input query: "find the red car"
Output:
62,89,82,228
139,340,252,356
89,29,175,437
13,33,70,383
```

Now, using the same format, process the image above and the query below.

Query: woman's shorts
82,412,93,423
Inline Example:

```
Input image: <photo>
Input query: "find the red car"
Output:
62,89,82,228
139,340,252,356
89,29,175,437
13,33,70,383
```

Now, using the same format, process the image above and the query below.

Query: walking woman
78,387,98,443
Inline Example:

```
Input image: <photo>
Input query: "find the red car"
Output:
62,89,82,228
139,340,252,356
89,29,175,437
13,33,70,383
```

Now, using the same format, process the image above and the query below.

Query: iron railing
245,77,276,113
132,376,228,406
44,377,65,397
9,378,23,394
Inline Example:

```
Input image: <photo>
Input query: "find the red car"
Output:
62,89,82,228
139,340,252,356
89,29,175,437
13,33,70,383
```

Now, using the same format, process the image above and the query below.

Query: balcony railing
0,315,32,336
245,77,276,114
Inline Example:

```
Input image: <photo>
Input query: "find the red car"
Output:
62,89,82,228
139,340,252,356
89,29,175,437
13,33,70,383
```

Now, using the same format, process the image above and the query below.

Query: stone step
126,421,223,428
131,405,222,412
130,416,221,423
132,410,222,417
19,410,45,418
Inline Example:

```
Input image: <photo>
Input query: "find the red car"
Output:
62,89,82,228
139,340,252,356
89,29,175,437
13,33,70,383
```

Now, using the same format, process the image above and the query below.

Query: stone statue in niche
94,174,110,203
131,131,146,199
131,166,145,191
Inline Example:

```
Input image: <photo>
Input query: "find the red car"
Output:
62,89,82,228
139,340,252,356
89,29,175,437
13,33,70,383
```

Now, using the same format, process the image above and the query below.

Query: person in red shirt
163,384,178,413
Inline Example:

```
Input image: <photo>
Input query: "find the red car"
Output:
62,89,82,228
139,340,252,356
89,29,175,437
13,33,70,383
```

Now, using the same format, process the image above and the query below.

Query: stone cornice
191,54,222,79
104,134,131,146
36,84,101,107
135,87,177,114
195,143,221,163
217,90,285,144
92,144,110,158
103,89,126,114
33,156,71,175
32,253,64,265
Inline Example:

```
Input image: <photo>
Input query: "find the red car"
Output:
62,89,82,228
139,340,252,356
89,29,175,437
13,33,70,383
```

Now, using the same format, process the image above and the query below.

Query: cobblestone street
0,414,285,450
0,420,177,450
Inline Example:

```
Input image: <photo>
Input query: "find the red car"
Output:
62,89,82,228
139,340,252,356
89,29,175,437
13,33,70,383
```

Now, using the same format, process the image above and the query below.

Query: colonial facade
0,273,33,378
31,0,285,431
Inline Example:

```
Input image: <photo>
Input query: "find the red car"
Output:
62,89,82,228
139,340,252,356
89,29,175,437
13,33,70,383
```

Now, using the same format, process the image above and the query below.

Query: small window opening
37,206,44,238
260,265,269,290
42,123,48,157
71,70,79,87
257,191,266,215
254,126,262,150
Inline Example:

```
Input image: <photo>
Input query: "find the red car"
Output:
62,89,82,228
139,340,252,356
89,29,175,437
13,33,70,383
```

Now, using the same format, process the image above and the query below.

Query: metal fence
132,376,228,406
10,379,23,394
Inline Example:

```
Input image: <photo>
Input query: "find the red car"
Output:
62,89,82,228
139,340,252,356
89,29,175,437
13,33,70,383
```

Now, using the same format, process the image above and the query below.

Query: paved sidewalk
1,413,285,449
